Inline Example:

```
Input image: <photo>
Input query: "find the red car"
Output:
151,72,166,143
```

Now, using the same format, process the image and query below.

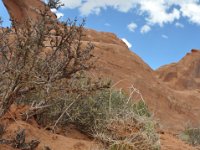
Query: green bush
19,83,160,150
180,128,200,146
64,88,159,149
133,101,151,117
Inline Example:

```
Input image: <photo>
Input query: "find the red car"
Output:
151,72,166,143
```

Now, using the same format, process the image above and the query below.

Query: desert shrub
26,77,111,128
20,83,160,149
132,100,151,117
0,5,98,117
14,74,159,149
180,127,200,146
93,90,160,150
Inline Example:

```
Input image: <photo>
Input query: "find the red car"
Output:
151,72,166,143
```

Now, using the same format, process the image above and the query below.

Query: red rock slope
156,49,200,91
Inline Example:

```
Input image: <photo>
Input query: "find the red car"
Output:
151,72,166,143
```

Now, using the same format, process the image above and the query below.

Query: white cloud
104,23,111,26
162,34,168,39
127,22,137,32
180,2,200,25
121,38,132,48
50,8,64,19
60,0,200,26
140,25,151,34
78,0,136,16
138,1,180,26
61,0,82,9
175,22,184,28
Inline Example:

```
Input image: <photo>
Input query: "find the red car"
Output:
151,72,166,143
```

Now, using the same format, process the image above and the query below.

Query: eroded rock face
156,49,200,90
2,0,200,131
3,0,56,24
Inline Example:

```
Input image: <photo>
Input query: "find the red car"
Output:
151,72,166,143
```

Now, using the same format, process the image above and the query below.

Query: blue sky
1,0,200,69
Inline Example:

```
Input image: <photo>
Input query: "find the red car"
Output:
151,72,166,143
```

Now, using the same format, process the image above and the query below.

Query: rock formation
156,49,200,90
3,0,56,24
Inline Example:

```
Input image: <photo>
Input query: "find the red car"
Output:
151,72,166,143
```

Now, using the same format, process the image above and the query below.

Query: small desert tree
0,6,101,117
47,0,64,9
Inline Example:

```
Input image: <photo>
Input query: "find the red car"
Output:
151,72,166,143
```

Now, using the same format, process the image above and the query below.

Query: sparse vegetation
91,89,160,150
19,81,160,149
180,127,200,146
0,3,160,150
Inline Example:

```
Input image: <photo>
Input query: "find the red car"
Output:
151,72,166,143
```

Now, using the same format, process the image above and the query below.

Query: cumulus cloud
175,22,184,28
60,0,200,26
140,25,151,34
138,1,180,26
162,34,168,39
180,2,200,25
121,38,132,48
127,22,137,32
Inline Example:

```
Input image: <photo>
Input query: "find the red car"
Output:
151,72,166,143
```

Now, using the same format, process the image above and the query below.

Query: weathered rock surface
3,0,56,24
156,49,200,91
